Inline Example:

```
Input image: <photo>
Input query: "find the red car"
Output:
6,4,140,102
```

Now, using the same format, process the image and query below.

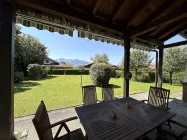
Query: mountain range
56,58,90,67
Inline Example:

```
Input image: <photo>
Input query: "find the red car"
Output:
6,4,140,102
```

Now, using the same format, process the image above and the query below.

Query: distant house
111,65,120,69
42,60,74,69
148,65,156,70
84,63,120,69
84,62,94,68
43,58,59,65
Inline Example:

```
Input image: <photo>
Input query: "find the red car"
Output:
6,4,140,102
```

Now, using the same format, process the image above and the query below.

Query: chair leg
168,121,172,130
86,133,89,140
157,125,163,134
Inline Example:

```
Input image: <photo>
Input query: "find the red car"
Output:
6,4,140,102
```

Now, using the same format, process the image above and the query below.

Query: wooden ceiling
15,0,187,46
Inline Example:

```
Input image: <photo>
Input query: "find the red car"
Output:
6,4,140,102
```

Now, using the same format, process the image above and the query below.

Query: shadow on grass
14,81,40,94
113,84,121,88
23,75,58,81
45,75,58,80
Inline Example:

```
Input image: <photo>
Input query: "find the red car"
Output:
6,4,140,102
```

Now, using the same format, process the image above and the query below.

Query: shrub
41,67,50,78
48,67,53,76
27,64,41,80
116,70,122,78
149,72,155,82
110,67,117,78
173,72,185,85
137,73,150,82
163,72,170,83
14,72,24,83
131,71,150,82
89,63,111,86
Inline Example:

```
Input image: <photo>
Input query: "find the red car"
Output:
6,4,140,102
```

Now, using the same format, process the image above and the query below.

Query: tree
163,47,187,85
120,50,153,81
130,50,153,80
15,26,48,75
119,58,124,70
90,53,109,64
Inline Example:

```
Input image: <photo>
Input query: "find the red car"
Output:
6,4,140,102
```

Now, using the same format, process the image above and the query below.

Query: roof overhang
15,0,187,50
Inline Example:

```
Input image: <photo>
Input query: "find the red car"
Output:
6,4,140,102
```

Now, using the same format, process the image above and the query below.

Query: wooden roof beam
126,0,149,27
112,0,129,22
16,0,125,35
92,0,102,15
66,0,71,5
140,0,175,26
150,18,186,38
135,35,163,46
130,6,187,37
161,24,187,41
164,40,187,48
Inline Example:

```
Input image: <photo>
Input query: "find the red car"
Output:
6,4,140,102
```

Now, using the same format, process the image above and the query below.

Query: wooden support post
158,48,163,88
0,1,15,139
123,37,130,97
151,50,158,87
155,50,158,87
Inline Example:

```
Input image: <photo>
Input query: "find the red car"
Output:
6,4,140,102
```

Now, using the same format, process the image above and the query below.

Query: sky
18,24,185,65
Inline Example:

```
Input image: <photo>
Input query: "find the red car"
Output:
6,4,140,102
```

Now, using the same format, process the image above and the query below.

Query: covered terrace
1,0,187,139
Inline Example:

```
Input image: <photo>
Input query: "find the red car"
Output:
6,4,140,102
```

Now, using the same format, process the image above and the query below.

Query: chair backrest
32,101,53,140
82,85,97,105
102,84,114,101
148,86,170,109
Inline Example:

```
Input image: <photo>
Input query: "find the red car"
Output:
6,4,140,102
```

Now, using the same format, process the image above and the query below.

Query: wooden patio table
75,97,176,140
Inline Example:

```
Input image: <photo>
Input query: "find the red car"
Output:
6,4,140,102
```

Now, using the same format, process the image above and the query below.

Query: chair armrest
114,97,120,99
157,129,179,140
51,116,78,128
141,100,148,103
169,120,187,129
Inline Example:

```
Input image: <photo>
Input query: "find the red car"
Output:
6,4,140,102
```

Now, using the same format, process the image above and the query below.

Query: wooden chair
82,85,97,105
32,101,85,140
142,86,171,129
156,120,187,140
142,86,170,109
101,84,117,101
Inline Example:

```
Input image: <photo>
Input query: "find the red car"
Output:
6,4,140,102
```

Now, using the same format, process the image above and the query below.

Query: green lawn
14,75,182,117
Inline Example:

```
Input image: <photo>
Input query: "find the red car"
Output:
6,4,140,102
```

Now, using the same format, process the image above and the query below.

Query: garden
14,75,182,117
14,25,185,117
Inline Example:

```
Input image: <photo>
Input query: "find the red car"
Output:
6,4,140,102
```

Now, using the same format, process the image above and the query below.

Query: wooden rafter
16,0,125,34
53,0,87,13
179,29,187,39
140,0,175,26
112,0,128,22
135,35,163,46
126,0,149,27
150,18,186,38
160,23,187,41
130,6,187,37
66,0,71,5
92,0,102,15
164,40,187,48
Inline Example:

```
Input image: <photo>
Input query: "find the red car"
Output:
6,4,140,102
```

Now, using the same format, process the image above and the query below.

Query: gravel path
15,92,187,140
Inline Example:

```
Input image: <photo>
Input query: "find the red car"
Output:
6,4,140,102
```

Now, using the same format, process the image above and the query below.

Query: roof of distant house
111,65,120,69
44,58,59,64
148,65,156,70
84,62,94,68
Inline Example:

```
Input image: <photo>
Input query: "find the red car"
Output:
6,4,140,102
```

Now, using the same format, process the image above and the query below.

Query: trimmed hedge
27,64,41,80
89,63,111,86
173,72,185,85
51,69,89,75
131,70,185,84
14,72,24,83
